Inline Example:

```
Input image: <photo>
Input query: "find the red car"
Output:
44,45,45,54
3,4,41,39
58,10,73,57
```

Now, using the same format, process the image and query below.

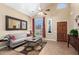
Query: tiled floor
0,40,77,55
39,40,77,55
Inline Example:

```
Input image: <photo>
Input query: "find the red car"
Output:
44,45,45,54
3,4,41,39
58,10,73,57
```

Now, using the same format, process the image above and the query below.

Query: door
57,22,67,42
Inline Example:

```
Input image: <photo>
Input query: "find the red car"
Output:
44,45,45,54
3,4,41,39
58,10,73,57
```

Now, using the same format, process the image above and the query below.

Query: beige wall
45,4,71,41
45,3,79,41
0,3,76,41
0,4,31,36
34,4,71,41
70,4,79,30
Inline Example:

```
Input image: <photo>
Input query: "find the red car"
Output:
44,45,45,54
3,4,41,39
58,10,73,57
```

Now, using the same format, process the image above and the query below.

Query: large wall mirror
6,16,27,30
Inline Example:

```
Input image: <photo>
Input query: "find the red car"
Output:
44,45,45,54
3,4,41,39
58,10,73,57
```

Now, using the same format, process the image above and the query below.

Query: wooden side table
67,35,79,54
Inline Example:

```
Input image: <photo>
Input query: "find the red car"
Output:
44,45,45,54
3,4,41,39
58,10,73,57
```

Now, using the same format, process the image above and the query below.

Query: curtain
32,17,35,37
43,17,46,37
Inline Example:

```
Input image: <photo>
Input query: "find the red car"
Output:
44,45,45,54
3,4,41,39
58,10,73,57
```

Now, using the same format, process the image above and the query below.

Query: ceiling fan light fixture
38,12,43,15
38,12,44,16
37,4,47,16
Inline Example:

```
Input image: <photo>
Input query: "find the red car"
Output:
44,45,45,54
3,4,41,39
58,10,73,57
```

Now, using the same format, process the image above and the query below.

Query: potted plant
70,29,78,37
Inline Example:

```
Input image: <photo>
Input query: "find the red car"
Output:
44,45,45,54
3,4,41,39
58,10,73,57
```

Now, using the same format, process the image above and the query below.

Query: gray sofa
5,33,29,48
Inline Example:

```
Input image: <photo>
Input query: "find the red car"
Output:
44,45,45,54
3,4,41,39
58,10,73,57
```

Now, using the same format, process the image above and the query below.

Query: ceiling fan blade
38,4,44,12
38,4,42,11
38,7,41,11
43,12,47,15
45,9,50,11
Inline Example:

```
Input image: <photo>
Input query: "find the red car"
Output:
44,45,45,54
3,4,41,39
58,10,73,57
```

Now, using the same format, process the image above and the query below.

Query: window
57,3,67,9
34,17,43,37
48,19,52,33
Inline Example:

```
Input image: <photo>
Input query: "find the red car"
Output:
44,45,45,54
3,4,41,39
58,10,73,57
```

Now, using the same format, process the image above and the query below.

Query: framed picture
6,15,27,30
75,15,79,27
21,21,27,30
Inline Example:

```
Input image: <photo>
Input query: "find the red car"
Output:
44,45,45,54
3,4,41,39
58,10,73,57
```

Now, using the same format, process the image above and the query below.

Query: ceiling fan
37,5,50,15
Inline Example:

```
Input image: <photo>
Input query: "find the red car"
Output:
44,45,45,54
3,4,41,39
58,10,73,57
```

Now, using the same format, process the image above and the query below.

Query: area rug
15,41,47,55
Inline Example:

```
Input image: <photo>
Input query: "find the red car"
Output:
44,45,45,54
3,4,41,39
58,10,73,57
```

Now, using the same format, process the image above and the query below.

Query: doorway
57,22,67,42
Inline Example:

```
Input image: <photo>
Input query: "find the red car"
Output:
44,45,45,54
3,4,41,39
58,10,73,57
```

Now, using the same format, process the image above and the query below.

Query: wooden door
57,22,67,42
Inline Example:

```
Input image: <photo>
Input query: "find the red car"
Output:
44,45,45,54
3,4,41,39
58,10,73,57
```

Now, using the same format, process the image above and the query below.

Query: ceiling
4,3,68,17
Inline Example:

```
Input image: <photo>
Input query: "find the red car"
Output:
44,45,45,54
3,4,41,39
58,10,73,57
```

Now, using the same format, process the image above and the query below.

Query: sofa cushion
7,34,16,41
11,38,26,44
14,33,27,39
11,35,16,41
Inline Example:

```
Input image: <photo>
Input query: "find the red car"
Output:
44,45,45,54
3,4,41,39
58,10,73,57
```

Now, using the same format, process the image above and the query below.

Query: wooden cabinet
68,35,79,54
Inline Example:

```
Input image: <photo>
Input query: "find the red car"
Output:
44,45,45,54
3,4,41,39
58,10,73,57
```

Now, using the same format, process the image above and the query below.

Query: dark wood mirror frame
5,15,27,30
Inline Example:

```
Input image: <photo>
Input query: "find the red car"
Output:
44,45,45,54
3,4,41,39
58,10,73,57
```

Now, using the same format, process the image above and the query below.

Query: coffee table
24,37,43,51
